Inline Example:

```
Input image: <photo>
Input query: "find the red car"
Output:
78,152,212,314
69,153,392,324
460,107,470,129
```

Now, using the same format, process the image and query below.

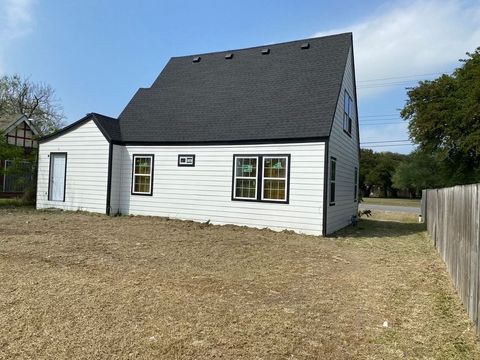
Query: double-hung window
262,156,288,201
233,155,289,203
132,155,154,195
329,157,336,205
343,90,353,135
233,156,258,199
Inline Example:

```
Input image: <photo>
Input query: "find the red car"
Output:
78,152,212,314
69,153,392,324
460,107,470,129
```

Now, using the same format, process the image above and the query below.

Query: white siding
326,47,360,234
109,144,122,214
36,120,110,213
117,142,326,235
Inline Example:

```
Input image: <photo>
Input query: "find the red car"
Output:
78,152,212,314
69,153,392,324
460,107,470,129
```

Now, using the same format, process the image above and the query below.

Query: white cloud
314,0,480,99
0,0,34,73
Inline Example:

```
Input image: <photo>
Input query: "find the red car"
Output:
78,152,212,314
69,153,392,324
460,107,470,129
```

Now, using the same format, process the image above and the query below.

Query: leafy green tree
359,149,377,197
360,149,406,197
0,74,64,135
392,151,443,196
0,136,36,202
401,48,480,185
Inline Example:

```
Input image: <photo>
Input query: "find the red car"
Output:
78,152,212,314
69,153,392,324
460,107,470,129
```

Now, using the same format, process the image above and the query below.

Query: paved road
359,203,421,214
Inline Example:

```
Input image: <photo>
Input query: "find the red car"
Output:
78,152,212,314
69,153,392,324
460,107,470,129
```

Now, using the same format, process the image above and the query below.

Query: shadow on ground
332,218,426,239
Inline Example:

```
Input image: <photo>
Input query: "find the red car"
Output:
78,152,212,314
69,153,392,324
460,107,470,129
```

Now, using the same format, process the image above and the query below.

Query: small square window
178,155,195,167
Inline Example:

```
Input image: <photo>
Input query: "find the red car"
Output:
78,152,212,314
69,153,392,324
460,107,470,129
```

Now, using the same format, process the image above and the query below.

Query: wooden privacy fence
422,184,480,334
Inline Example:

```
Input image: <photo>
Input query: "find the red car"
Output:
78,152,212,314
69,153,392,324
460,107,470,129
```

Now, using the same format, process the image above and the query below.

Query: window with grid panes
132,155,154,195
233,156,258,199
262,156,288,201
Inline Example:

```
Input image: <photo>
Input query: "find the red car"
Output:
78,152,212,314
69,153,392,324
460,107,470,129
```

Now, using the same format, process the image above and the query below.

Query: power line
361,122,407,126
362,143,414,148
361,114,399,118
358,80,421,89
357,72,448,83
360,118,403,122
361,139,411,144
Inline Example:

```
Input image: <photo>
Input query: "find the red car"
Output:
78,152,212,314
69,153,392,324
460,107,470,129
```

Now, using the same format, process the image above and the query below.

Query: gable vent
192,56,201,63
261,48,270,55
225,53,234,59
301,42,310,49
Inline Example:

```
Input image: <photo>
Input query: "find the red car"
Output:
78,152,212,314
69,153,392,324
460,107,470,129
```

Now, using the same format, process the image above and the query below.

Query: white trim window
262,156,288,202
132,155,154,195
343,90,353,135
233,156,258,199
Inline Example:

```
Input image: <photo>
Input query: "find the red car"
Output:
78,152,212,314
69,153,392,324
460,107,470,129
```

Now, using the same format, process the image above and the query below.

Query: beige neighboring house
1,114,39,196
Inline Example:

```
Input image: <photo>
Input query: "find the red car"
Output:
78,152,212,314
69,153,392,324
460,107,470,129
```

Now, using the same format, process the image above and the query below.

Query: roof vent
261,48,270,55
225,53,234,59
301,42,310,49
192,56,201,63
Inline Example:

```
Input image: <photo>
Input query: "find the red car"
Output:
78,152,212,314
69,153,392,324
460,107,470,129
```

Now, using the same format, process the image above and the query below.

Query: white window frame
131,154,154,195
261,155,289,202
233,156,258,200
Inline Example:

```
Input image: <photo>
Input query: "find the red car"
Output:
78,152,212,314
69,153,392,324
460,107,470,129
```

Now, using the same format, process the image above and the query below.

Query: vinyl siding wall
115,142,326,235
109,144,123,214
326,47,360,234
36,120,110,213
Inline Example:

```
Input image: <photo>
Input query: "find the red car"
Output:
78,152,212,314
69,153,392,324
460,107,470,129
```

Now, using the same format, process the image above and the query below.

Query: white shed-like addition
36,33,360,235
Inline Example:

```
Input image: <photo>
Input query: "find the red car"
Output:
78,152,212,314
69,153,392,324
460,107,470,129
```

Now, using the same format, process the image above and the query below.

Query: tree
360,149,407,197
0,74,64,135
401,47,480,185
0,136,36,202
359,149,377,197
392,151,443,197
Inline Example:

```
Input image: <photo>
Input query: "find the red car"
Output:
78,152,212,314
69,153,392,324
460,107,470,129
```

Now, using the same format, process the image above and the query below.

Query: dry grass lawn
0,208,479,359
362,197,421,207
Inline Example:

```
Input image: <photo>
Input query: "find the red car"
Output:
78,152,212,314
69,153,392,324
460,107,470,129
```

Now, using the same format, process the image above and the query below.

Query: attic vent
261,48,270,55
225,53,234,59
192,56,201,63
301,42,310,49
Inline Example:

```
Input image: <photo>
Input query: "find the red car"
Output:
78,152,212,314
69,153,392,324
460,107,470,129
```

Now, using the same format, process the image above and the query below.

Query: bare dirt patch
0,209,478,359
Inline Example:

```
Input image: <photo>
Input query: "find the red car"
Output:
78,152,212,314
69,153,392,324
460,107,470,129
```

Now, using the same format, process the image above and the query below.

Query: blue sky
1,0,480,153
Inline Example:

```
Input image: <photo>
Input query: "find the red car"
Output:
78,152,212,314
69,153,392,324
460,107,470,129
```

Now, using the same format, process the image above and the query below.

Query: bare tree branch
0,74,65,135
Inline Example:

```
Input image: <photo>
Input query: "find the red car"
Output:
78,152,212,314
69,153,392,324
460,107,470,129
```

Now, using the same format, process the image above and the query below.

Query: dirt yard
0,208,479,359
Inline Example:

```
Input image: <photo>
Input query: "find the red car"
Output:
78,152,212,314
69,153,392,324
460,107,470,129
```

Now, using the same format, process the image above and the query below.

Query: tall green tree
0,74,64,135
401,48,480,185
360,149,407,197
392,151,443,197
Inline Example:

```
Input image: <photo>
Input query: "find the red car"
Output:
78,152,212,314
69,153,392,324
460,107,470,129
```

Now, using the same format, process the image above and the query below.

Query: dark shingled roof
39,33,352,144
39,113,120,143
117,32,352,143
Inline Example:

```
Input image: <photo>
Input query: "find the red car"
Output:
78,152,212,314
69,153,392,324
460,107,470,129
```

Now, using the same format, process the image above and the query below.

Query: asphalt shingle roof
117,32,352,143
39,33,352,144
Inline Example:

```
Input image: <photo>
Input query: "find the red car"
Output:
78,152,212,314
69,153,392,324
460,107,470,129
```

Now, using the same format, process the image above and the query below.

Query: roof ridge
170,32,352,59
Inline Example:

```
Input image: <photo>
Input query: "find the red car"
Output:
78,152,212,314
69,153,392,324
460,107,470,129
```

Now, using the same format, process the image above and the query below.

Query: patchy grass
0,209,478,359
0,197,33,208
362,197,421,207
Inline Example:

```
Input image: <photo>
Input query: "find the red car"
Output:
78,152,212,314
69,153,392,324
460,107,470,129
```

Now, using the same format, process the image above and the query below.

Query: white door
49,153,66,201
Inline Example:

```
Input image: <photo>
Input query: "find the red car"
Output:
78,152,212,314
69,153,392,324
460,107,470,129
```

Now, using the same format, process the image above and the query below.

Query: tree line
361,47,480,198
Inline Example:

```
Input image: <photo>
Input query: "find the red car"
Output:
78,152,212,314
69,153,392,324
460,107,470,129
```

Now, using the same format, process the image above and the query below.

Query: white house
36,33,360,235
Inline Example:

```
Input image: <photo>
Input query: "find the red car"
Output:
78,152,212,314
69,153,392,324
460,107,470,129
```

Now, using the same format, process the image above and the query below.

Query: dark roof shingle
118,32,352,143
